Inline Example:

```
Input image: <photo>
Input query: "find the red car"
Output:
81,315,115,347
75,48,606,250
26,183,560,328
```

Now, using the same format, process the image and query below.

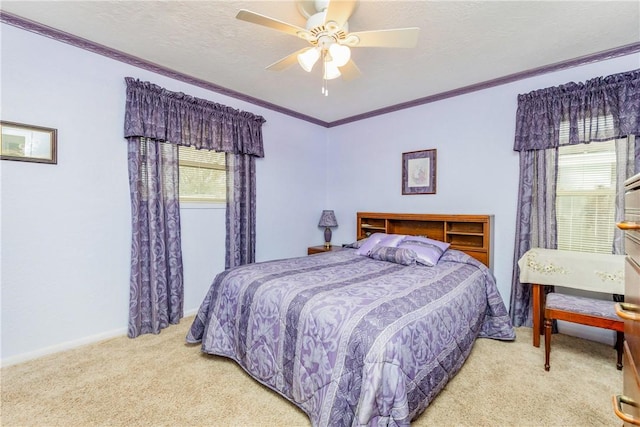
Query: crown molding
2,11,639,129
328,41,640,127
0,11,329,127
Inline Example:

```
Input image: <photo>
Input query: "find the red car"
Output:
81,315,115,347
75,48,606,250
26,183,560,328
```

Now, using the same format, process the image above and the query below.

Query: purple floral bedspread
186,249,515,426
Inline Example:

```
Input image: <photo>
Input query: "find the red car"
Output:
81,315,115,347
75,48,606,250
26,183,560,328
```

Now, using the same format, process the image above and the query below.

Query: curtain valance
124,77,266,157
513,69,640,151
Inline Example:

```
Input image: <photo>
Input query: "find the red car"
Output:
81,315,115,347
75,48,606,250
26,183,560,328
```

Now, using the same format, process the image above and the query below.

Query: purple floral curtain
509,149,558,327
124,78,265,337
124,78,265,156
510,69,640,327
225,154,256,268
126,138,183,337
513,70,640,151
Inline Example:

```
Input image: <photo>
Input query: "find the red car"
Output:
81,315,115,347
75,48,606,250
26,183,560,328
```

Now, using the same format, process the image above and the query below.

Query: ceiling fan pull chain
322,50,328,96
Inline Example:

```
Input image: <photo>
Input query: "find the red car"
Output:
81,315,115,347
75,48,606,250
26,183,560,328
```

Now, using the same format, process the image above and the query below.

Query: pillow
355,233,385,255
398,236,450,266
367,245,417,266
355,233,406,255
343,238,368,249
378,233,406,247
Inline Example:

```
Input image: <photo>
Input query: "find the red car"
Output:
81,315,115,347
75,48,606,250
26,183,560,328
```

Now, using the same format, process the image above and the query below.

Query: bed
186,213,515,426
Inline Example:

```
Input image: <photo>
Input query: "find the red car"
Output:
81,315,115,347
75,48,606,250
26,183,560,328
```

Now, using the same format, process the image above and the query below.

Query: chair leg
544,318,552,371
616,331,624,370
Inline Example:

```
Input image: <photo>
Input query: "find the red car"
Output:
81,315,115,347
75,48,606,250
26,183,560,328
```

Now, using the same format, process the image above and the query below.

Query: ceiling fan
236,0,420,95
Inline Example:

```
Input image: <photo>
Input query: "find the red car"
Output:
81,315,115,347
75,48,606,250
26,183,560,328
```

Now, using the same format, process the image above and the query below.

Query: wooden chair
544,292,624,371
518,248,625,349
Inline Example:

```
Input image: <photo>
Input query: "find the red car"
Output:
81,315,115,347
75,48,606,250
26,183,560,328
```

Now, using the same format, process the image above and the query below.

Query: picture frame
402,149,437,195
1,121,57,164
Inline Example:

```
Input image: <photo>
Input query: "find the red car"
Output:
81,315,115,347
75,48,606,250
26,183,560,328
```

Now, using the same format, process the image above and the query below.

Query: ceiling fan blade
348,28,420,48
339,59,361,81
324,0,358,29
265,48,310,71
236,9,309,38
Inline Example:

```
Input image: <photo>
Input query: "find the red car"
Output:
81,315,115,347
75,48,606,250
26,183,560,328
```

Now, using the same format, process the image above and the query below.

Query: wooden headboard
357,212,494,269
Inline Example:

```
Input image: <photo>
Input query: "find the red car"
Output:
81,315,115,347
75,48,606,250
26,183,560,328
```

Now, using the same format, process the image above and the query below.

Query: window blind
178,145,226,203
556,140,617,254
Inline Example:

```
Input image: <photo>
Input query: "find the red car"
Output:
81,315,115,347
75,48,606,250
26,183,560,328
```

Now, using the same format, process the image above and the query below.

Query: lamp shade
329,43,351,67
323,60,341,80
318,210,338,227
297,47,320,72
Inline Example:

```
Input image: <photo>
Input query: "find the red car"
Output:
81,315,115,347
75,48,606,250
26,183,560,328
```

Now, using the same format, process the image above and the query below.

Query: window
178,145,226,203
556,140,617,254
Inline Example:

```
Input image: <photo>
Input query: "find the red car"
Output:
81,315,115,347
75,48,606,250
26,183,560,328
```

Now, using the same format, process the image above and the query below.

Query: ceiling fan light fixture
297,47,320,72
328,43,350,67
236,0,420,96
323,60,341,80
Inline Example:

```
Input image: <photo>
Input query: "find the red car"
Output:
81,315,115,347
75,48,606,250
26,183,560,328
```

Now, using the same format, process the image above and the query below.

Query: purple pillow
368,245,417,266
356,233,406,255
398,236,450,266
355,233,385,255
343,238,368,249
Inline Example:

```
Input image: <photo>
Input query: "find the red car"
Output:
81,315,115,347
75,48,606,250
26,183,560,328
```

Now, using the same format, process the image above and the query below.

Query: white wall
327,53,640,338
326,88,519,302
2,22,638,364
0,24,327,364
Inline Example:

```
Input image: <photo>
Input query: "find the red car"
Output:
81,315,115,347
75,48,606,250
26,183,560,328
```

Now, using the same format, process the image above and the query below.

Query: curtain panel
123,78,266,337
225,153,257,269
510,68,640,328
514,69,640,151
509,149,558,327
124,77,266,157
127,138,183,338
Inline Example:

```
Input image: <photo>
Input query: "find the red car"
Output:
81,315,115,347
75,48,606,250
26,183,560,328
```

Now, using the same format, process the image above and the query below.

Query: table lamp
318,210,338,248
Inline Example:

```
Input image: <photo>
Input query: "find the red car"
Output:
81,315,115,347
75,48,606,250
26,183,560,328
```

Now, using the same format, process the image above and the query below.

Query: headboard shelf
447,221,485,234
357,212,494,268
361,224,386,231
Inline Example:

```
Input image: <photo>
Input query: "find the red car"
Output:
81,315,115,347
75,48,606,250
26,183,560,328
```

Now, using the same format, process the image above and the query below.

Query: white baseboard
1,326,128,368
2,310,199,368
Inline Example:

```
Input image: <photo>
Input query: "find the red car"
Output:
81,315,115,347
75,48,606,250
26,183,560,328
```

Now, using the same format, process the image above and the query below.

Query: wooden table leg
532,283,542,347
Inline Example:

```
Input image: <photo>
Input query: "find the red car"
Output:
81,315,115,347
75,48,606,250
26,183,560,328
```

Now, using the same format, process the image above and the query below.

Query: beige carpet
1,317,622,426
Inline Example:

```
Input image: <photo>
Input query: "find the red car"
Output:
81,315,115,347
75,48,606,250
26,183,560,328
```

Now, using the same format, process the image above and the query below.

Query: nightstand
307,245,344,255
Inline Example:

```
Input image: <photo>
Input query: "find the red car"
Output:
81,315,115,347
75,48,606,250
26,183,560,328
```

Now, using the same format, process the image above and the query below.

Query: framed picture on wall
0,121,57,164
402,149,436,195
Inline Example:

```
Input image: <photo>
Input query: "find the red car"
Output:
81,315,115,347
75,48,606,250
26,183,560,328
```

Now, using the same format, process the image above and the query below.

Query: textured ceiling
1,1,639,125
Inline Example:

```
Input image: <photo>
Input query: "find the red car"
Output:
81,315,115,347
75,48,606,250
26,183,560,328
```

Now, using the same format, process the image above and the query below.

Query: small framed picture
1,121,57,164
402,149,436,195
